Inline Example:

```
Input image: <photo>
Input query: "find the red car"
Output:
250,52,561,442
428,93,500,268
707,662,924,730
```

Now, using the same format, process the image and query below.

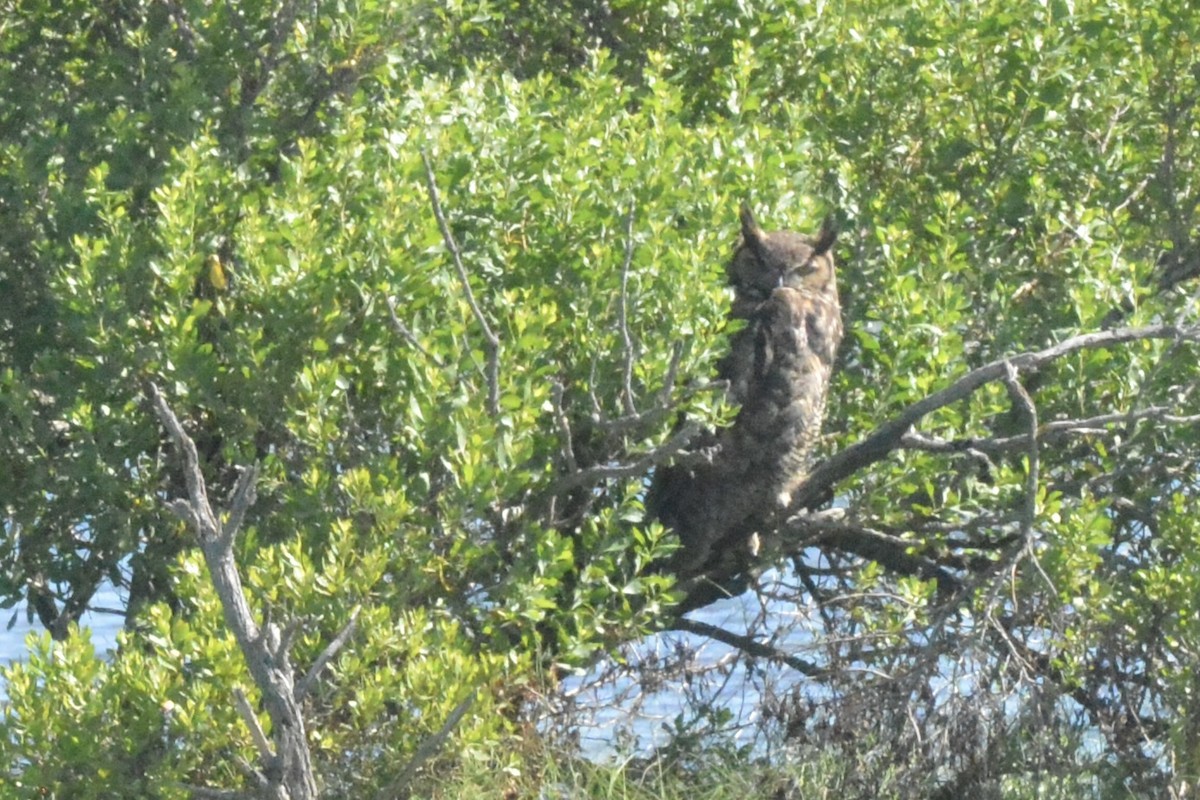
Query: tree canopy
2,1,1199,797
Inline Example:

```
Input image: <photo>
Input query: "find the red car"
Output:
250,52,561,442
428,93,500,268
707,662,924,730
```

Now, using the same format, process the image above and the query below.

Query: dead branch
1001,362,1039,543
234,687,275,764
900,405,1200,456
181,787,249,800
551,381,579,475
149,384,317,800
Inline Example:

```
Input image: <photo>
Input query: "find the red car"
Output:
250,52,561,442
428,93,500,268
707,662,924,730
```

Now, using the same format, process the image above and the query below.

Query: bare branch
379,690,478,800
420,150,501,417
901,405,1200,456
148,384,220,540
277,617,303,659
551,382,578,475
232,756,270,789
223,465,260,546
234,687,275,764
550,419,704,495
1002,362,1039,543
296,608,360,701
790,323,1198,510
671,618,823,676
618,202,638,415
656,341,686,406
180,785,250,800
166,498,199,530
782,514,963,594
148,384,318,800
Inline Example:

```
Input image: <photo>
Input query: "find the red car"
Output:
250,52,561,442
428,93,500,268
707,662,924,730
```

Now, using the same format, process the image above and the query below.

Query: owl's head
728,204,838,303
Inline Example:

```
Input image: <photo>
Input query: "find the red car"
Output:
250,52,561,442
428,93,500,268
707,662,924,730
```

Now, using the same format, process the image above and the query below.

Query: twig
900,405,1200,456
385,295,444,366
178,786,249,800
223,465,259,547
379,690,478,800
295,608,360,701
232,756,269,789
420,150,501,417
656,341,686,406
618,202,638,415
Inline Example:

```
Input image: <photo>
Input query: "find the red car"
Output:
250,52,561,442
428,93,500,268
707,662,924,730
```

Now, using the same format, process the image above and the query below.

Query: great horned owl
649,204,842,577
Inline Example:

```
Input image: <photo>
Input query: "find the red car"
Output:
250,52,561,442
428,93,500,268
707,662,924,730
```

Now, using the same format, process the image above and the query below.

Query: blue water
0,585,125,687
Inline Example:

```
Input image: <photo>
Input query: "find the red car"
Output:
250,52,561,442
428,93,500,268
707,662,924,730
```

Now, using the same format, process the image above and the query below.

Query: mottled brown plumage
649,205,842,577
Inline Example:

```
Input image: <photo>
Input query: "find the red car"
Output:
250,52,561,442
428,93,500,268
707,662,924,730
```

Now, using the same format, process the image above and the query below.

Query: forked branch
149,384,317,800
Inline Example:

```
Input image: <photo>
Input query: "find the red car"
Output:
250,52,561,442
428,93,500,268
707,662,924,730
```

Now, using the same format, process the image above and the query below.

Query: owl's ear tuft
814,213,839,256
739,202,771,264
739,203,764,241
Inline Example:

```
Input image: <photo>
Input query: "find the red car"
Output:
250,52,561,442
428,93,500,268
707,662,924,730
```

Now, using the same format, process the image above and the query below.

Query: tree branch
618,202,638,416
671,618,823,676
379,690,478,800
385,294,444,367
234,686,275,765
790,323,1198,510
784,514,963,595
420,150,501,417
295,608,360,701
550,419,704,495
551,381,579,475
1001,362,1039,543
900,405,1200,456
148,384,318,800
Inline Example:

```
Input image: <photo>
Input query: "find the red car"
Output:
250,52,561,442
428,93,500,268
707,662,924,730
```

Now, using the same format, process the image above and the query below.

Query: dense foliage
2,0,1199,797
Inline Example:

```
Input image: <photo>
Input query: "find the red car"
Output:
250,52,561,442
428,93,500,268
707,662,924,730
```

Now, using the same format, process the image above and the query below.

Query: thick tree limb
672,324,1199,616
801,517,962,593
